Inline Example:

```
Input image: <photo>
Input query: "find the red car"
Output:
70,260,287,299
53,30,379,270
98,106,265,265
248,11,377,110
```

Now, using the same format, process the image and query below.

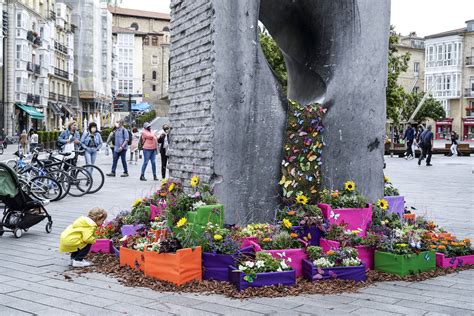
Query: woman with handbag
139,122,158,181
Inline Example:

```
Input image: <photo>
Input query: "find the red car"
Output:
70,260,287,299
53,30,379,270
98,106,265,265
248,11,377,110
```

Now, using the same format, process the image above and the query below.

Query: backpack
122,129,132,145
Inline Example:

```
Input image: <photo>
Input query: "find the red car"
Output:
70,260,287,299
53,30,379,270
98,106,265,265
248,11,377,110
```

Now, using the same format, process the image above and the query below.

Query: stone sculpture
168,0,390,224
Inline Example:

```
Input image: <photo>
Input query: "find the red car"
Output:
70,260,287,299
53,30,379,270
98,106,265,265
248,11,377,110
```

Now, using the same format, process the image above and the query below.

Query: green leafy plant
307,246,362,268
319,181,367,209
261,231,302,250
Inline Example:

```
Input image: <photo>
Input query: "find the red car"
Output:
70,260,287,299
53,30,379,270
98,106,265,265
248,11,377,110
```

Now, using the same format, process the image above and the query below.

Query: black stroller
0,163,53,238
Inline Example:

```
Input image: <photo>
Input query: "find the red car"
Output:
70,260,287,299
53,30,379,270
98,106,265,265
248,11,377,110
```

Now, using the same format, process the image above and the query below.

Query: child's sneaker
72,260,93,268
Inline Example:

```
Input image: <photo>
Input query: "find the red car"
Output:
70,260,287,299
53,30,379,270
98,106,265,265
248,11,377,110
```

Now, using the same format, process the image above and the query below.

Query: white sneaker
72,260,93,268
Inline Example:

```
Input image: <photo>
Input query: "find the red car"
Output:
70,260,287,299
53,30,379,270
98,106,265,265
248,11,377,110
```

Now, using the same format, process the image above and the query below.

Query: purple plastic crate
121,224,145,236
302,259,366,282
228,266,296,291
384,196,405,218
202,246,254,281
293,225,321,246
112,245,120,258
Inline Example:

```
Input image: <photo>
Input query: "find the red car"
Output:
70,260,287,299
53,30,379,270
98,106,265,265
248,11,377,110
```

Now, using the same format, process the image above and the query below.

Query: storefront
462,118,474,141
435,118,453,140
16,104,45,133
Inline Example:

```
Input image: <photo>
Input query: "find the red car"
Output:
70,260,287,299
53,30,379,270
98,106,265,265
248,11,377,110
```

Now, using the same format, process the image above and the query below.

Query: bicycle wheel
45,169,71,201
5,159,18,171
28,176,63,202
67,167,92,197
83,164,105,194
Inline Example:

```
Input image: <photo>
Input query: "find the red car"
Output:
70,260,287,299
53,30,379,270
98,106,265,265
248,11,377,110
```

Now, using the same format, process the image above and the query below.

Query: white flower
313,258,334,268
244,261,255,268
255,260,265,268
120,235,128,241
280,261,289,270
192,201,207,210
342,258,362,267
286,257,292,263
238,265,245,271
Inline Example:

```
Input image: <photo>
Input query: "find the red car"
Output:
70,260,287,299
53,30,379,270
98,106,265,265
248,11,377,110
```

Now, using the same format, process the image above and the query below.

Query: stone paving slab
0,147,473,315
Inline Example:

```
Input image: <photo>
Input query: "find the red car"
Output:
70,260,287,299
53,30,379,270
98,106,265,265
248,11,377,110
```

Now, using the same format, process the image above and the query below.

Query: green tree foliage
402,92,446,123
259,31,288,92
386,27,410,124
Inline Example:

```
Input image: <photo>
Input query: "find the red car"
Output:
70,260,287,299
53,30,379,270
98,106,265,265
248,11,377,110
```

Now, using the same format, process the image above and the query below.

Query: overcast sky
119,0,473,37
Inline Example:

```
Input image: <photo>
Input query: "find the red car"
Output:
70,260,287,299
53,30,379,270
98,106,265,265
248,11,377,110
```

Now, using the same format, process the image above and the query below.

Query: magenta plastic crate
384,196,405,218
318,203,372,236
436,253,474,268
264,249,308,277
150,201,166,220
90,239,112,253
319,238,374,270
302,259,366,281
228,266,296,291
240,237,259,249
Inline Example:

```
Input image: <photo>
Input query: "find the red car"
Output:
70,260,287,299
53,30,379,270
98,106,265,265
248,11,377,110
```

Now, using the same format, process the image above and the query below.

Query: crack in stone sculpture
168,0,390,224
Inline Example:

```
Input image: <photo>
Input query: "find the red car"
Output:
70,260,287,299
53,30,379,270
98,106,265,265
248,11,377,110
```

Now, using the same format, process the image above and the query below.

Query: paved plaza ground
0,146,473,315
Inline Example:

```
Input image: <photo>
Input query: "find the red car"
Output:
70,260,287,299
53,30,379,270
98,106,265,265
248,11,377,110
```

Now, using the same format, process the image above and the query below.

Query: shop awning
48,102,62,116
62,104,74,116
16,104,45,120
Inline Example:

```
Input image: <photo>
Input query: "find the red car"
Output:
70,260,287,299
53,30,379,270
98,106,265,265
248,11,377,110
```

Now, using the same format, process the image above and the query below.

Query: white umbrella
59,116,63,130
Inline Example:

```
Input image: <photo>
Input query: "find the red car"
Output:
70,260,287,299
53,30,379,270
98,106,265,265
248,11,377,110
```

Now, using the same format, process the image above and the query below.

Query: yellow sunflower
384,176,390,184
176,217,187,228
295,194,309,205
190,176,199,188
376,199,389,210
213,234,223,241
132,198,142,207
168,183,175,192
282,218,292,229
344,181,356,192
161,178,168,186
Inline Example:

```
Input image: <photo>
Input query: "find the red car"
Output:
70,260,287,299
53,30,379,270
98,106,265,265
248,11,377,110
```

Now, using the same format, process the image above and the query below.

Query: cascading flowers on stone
280,100,326,204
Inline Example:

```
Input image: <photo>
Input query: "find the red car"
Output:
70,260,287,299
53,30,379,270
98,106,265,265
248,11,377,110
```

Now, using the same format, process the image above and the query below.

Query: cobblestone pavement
0,147,473,315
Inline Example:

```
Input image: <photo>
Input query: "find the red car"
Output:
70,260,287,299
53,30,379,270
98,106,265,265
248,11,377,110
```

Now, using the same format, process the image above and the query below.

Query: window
414,62,420,75
152,85,156,91
118,34,134,46
437,45,443,61
152,71,157,80
162,26,169,32
130,23,139,31
16,13,22,28
428,46,434,62
143,36,149,46
151,36,158,46
16,45,21,59
151,55,158,65
39,83,43,95
413,87,419,94
16,77,22,92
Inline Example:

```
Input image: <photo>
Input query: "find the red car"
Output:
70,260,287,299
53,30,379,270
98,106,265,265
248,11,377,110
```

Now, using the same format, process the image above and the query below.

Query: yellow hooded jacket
59,216,97,253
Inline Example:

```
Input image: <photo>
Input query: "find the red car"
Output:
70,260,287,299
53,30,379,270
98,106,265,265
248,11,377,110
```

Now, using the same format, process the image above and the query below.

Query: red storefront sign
435,118,453,140
463,118,474,141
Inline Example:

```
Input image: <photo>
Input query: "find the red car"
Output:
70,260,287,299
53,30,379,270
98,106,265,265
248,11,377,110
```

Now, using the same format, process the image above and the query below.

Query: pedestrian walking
20,130,28,155
139,122,158,181
157,124,171,179
418,125,434,167
130,127,140,165
58,121,81,154
450,131,458,157
81,122,103,174
403,123,415,159
30,130,39,153
106,120,129,177
59,208,107,268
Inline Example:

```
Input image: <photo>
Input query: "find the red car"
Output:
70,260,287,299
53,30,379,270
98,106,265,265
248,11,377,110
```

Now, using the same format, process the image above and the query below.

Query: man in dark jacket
403,123,416,159
418,125,434,166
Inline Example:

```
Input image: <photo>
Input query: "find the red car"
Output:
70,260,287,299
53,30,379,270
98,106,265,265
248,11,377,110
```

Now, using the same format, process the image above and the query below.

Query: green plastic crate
374,251,436,276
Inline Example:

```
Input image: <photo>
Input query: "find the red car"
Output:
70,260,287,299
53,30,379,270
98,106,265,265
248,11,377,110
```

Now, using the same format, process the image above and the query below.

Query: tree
259,31,288,92
386,26,410,124
402,91,446,123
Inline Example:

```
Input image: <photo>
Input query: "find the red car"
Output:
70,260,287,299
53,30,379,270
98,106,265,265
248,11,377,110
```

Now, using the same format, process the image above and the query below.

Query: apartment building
396,32,425,94
109,6,170,109
112,27,144,112
424,20,474,140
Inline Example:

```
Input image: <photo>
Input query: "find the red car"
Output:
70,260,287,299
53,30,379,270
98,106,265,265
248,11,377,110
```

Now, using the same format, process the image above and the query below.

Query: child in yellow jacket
60,208,107,267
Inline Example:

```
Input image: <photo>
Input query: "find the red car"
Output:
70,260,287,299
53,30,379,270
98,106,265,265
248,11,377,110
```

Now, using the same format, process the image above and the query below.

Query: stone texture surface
168,0,391,223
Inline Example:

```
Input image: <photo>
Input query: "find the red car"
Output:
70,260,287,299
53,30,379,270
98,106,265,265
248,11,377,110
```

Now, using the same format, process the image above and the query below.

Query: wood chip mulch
66,254,474,299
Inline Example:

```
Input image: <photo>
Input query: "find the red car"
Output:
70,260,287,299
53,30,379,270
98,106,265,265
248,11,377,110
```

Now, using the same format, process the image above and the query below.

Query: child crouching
60,208,107,267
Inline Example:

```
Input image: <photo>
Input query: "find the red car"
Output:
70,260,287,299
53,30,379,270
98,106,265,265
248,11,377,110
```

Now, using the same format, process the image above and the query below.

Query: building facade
425,20,474,140
112,27,144,112
109,6,170,109
396,32,425,94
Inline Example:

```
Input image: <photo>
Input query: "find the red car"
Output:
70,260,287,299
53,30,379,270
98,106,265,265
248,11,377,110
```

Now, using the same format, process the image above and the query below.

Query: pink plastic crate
318,203,372,236
90,239,112,253
436,253,474,268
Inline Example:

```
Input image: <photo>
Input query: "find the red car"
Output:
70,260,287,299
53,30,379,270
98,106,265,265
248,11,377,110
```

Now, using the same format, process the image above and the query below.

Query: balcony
54,41,68,55
27,31,42,47
58,94,67,102
27,94,41,105
34,64,41,75
27,62,34,72
49,10,56,20
49,92,57,100
466,56,474,67
54,67,70,80
27,62,41,75
465,89,474,98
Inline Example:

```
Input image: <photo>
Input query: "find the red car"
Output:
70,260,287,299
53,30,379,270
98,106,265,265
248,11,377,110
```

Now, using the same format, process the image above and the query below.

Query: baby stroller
0,163,53,238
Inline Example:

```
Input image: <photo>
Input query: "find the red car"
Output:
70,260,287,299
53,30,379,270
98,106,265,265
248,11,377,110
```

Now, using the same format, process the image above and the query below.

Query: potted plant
238,223,276,249
383,176,404,218
91,223,114,253
255,231,307,277
375,224,435,276
144,217,202,285
149,217,169,241
119,234,154,271
277,203,325,246
229,252,295,291
201,223,254,281
320,223,381,270
318,181,372,236
302,246,366,281
121,198,149,236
